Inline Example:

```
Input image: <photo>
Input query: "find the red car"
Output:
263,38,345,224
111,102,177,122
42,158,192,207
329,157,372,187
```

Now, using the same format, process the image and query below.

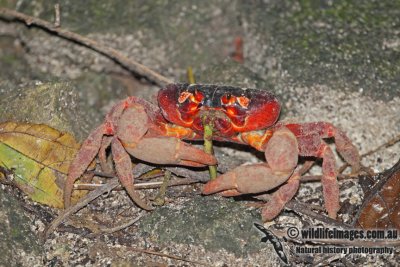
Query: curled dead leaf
355,159,400,230
0,122,89,208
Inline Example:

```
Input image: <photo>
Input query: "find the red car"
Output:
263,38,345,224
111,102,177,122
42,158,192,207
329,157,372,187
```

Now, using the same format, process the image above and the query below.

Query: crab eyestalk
201,115,218,180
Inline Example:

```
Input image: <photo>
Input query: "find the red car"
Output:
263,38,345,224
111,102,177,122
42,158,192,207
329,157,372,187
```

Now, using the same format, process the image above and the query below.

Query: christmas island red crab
64,83,360,221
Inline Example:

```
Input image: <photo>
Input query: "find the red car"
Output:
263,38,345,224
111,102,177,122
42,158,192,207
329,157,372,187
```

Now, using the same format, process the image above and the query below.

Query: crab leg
285,122,360,171
112,138,153,210
203,127,298,196
320,143,340,218
334,128,360,172
64,124,107,208
260,168,301,221
99,136,113,173
64,100,150,208
266,132,340,219
283,122,360,219
257,161,314,221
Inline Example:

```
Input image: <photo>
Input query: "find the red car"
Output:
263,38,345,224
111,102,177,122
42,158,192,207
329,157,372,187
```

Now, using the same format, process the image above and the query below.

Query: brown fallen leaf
355,159,400,230
0,122,88,208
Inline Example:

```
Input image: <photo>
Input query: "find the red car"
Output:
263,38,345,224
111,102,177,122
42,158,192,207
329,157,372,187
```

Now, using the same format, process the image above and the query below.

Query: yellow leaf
0,122,88,208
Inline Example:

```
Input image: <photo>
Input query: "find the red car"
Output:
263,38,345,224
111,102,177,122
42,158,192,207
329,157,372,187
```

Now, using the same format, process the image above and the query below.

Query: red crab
64,84,360,221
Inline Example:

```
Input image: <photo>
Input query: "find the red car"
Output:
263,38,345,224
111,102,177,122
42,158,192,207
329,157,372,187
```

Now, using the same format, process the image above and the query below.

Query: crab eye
237,96,250,108
178,90,204,104
178,91,192,103
221,94,236,105
193,89,204,103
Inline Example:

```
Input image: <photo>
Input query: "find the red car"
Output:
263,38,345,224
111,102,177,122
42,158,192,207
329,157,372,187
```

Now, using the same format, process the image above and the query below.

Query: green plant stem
202,116,218,180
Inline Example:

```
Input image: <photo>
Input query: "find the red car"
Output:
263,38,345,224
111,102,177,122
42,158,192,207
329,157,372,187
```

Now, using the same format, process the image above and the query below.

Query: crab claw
203,163,293,195
203,127,298,197
124,137,217,167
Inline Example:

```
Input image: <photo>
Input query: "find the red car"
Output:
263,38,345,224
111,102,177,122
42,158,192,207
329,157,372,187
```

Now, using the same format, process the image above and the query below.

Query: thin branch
314,255,342,267
0,7,172,86
125,246,211,266
53,4,60,27
87,212,144,238
44,178,120,239
360,134,400,159
300,173,357,183
73,177,200,191
339,134,400,173
285,200,354,229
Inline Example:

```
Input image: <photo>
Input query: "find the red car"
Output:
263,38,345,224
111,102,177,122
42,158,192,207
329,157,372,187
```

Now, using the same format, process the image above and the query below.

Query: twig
253,197,353,229
300,173,356,183
54,4,60,27
0,7,172,86
44,178,120,239
92,169,164,180
91,170,115,178
73,177,200,191
338,134,400,173
87,212,144,238
285,200,353,229
125,246,211,266
298,160,315,175
314,255,342,267
360,134,400,159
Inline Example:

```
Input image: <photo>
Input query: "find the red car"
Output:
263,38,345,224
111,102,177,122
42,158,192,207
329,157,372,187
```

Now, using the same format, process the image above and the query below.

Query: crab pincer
203,127,298,197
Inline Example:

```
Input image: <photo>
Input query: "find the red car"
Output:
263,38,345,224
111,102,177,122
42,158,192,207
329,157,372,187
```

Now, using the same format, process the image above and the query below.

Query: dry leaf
0,122,88,208
355,159,400,230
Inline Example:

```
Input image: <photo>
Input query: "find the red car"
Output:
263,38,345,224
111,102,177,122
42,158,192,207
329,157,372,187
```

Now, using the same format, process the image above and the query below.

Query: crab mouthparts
195,109,234,136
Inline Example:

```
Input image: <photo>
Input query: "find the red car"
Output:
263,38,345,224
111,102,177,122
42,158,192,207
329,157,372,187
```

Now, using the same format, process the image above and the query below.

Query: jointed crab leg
285,122,360,172
64,124,107,208
64,100,150,208
258,161,314,220
284,122,360,219
260,123,360,220
99,136,113,173
112,138,152,210
260,167,302,221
